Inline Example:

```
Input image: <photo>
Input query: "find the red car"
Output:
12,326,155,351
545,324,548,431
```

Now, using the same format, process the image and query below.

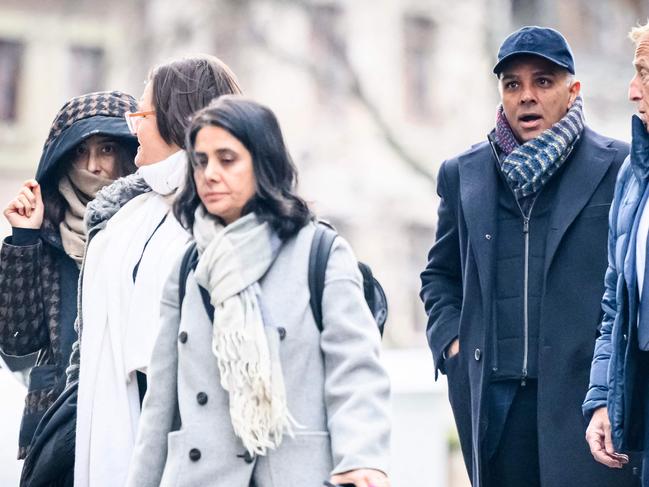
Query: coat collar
630,114,649,184
543,127,617,275
84,173,151,234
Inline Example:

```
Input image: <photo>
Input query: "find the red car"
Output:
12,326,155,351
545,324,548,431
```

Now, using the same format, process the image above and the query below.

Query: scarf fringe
212,325,299,456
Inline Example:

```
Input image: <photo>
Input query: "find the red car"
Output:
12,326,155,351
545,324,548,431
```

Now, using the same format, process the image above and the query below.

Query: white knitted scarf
192,207,297,456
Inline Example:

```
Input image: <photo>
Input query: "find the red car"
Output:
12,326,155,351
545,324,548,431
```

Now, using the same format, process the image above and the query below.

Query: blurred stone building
0,0,648,485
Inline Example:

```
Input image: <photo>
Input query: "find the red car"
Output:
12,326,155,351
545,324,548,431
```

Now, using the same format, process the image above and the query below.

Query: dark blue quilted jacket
583,115,649,452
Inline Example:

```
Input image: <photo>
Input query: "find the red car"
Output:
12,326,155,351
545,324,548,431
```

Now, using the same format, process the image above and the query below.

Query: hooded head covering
33,91,139,259
35,91,139,185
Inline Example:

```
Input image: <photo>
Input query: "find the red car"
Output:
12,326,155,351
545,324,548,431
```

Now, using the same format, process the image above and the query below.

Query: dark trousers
484,381,540,487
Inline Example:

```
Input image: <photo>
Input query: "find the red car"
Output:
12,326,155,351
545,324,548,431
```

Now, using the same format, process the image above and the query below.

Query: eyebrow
194,148,236,155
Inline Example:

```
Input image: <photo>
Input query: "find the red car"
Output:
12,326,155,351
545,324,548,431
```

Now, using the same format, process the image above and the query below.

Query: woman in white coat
70,56,242,487
126,96,391,487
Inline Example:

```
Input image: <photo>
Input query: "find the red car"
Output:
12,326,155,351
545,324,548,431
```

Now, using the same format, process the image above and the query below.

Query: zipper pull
523,217,530,234
521,370,528,387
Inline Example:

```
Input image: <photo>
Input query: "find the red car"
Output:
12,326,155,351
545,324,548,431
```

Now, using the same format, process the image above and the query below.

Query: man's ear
568,79,581,106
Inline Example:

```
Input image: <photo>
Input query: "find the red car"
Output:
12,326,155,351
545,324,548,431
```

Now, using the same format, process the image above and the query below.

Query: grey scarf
193,207,297,456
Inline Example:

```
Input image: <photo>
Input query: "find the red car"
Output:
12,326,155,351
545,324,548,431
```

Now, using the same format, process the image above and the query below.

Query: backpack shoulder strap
178,242,199,310
178,242,215,322
308,221,337,332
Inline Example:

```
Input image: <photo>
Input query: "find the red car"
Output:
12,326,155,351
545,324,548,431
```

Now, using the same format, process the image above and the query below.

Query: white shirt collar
136,150,187,196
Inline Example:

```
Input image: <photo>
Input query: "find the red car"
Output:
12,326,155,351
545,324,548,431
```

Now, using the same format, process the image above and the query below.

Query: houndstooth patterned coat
0,223,76,459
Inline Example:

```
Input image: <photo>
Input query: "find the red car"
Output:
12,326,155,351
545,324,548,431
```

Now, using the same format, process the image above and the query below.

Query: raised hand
3,179,44,229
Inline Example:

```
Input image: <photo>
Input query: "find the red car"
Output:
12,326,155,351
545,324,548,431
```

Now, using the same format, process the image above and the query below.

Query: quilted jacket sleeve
582,160,630,420
0,231,49,356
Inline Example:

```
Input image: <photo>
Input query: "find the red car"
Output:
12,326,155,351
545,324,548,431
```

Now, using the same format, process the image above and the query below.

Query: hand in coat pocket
446,338,460,359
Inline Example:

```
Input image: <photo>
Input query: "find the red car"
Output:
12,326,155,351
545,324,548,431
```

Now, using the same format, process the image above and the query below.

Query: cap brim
493,51,574,75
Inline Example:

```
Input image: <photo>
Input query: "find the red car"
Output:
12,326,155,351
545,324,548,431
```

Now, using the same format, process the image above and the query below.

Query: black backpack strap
199,285,215,322
178,242,215,322
308,222,337,332
178,242,199,311
132,213,168,283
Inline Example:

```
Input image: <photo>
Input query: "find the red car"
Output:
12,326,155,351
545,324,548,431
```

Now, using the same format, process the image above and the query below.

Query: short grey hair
629,20,649,44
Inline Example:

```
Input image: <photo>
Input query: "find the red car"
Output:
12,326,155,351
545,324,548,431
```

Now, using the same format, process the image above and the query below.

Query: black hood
34,91,139,187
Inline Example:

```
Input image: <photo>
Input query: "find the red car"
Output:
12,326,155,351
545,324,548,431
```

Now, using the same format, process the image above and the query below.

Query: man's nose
629,74,642,102
520,84,537,104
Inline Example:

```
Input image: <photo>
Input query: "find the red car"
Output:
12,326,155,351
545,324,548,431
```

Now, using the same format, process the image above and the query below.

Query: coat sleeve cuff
582,398,607,422
9,227,41,246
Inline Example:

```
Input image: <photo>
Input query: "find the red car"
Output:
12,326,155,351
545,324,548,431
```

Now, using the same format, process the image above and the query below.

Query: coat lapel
543,129,617,276
459,143,499,304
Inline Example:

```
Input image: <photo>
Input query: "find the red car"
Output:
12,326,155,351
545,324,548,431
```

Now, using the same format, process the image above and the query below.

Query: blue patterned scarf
494,95,585,199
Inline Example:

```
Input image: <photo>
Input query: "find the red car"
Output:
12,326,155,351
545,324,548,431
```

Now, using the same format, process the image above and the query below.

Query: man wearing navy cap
584,20,649,487
421,26,639,486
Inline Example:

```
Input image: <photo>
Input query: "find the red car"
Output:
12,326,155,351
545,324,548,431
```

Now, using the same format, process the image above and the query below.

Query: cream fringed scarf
192,207,298,456
58,169,114,267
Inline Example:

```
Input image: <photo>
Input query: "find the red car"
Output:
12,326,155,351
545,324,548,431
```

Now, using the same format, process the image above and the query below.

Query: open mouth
519,114,542,123
519,114,543,129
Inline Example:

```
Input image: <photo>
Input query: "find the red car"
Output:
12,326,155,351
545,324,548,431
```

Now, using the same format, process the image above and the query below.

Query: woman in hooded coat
0,91,139,461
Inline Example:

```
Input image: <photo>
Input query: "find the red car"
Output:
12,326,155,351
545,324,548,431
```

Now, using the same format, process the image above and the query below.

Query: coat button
237,451,255,463
197,392,208,405
277,327,287,340
474,348,481,361
189,448,201,461
179,331,188,343
623,334,628,341
485,234,492,240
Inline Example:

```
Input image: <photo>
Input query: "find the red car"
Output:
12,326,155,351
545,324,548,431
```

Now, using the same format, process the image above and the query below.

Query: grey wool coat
126,222,391,487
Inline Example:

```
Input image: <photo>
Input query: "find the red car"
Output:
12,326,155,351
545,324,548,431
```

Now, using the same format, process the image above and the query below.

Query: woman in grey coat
126,96,391,487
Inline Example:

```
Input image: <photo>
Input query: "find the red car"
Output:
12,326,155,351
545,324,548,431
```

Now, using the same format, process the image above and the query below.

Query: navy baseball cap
493,26,575,75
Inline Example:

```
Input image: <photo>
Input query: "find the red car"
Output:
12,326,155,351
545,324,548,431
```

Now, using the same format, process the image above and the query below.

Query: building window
0,39,24,123
68,46,104,98
310,3,348,103
403,14,435,121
